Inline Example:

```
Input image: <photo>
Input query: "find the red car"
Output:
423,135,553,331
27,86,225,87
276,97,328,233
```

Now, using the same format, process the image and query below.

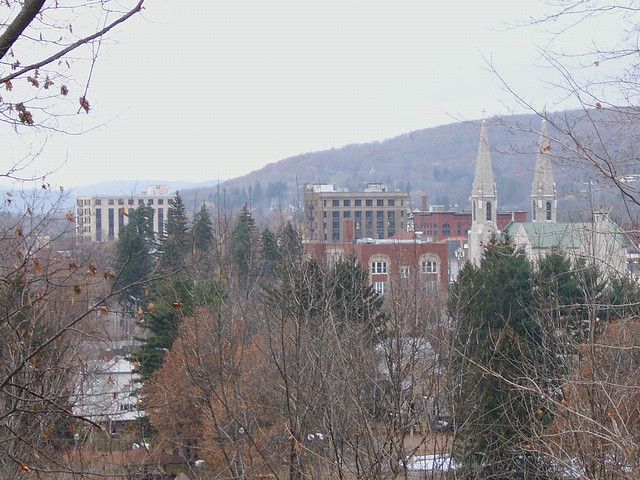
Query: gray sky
2,0,621,188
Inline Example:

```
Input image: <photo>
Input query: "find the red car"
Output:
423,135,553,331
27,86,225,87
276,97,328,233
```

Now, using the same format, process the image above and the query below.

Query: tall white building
75,185,174,242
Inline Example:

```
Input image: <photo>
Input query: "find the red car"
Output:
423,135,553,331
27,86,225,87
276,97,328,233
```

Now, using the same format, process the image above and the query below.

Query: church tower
468,119,498,265
531,116,557,223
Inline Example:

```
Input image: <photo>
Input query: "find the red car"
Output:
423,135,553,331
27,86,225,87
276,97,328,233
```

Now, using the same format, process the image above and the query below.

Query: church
468,117,628,275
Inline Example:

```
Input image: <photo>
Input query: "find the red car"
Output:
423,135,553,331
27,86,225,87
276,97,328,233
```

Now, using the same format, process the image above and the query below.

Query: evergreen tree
192,203,213,253
450,237,554,479
133,276,223,380
260,227,280,274
114,204,155,305
230,205,257,290
159,192,190,270
331,254,386,340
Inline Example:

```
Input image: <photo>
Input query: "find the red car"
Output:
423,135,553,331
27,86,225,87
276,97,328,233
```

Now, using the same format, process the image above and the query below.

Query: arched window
419,254,439,274
442,223,451,236
472,201,476,221
546,201,552,221
486,202,492,221
370,255,389,275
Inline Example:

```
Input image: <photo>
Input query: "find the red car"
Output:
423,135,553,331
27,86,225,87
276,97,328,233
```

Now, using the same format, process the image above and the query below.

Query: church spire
472,119,496,198
470,119,497,225
531,115,557,223
468,117,498,265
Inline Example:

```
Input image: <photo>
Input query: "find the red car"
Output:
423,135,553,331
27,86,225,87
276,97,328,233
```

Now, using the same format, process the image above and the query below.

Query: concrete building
303,183,409,243
75,185,174,242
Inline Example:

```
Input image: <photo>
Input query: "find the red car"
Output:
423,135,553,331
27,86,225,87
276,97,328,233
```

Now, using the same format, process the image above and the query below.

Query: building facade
305,219,449,294
303,183,409,243
75,185,174,242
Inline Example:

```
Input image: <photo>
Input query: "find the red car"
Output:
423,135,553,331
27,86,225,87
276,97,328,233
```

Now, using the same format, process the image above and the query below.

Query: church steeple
471,119,497,225
531,115,557,223
469,118,498,265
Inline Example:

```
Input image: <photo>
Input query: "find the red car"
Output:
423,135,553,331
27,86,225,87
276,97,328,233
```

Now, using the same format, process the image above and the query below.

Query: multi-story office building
304,183,409,243
75,185,174,242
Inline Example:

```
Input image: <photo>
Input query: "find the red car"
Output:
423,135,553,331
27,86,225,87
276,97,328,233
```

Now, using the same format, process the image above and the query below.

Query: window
354,211,362,238
532,202,537,221
138,199,144,206
376,211,384,238
546,201,552,221
108,199,114,205
442,223,451,236
366,199,373,207
147,199,154,205
343,211,351,218
456,223,462,234
376,199,384,207
128,198,134,205
400,266,411,278
473,200,476,221
158,198,164,205
355,199,362,206
387,211,396,237
108,208,114,239
118,207,125,231
95,199,101,206
332,199,339,207
365,211,373,237
373,281,386,295
95,208,102,242
371,259,388,274
388,199,395,207
332,211,340,241
118,199,124,205
486,202,492,221
343,199,351,207
77,199,83,207
421,258,438,273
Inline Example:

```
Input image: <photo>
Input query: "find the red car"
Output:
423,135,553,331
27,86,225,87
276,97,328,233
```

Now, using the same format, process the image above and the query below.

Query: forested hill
181,109,622,219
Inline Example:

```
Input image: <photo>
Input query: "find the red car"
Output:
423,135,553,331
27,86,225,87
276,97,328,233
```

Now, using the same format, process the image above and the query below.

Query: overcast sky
2,0,621,189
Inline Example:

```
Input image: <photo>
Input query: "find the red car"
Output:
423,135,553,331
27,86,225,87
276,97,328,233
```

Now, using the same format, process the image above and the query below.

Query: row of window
425,222,463,236
370,258,439,275
325,198,403,208
77,198,169,207
532,200,553,221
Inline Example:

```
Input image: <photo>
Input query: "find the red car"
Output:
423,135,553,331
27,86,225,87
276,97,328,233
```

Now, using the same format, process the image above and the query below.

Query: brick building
413,210,527,242
303,183,409,243
305,220,449,294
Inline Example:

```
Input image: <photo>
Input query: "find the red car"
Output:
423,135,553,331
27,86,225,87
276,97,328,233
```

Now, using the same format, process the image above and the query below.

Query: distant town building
75,185,173,242
303,183,409,243
73,353,143,433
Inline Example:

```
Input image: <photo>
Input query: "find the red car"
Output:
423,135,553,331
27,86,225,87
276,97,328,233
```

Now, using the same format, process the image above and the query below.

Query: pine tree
331,254,386,340
160,192,190,270
133,276,223,380
192,203,213,253
230,205,257,290
450,237,554,479
114,204,156,305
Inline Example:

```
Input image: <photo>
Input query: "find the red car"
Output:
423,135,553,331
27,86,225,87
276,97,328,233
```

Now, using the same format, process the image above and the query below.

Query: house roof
506,220,627,250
